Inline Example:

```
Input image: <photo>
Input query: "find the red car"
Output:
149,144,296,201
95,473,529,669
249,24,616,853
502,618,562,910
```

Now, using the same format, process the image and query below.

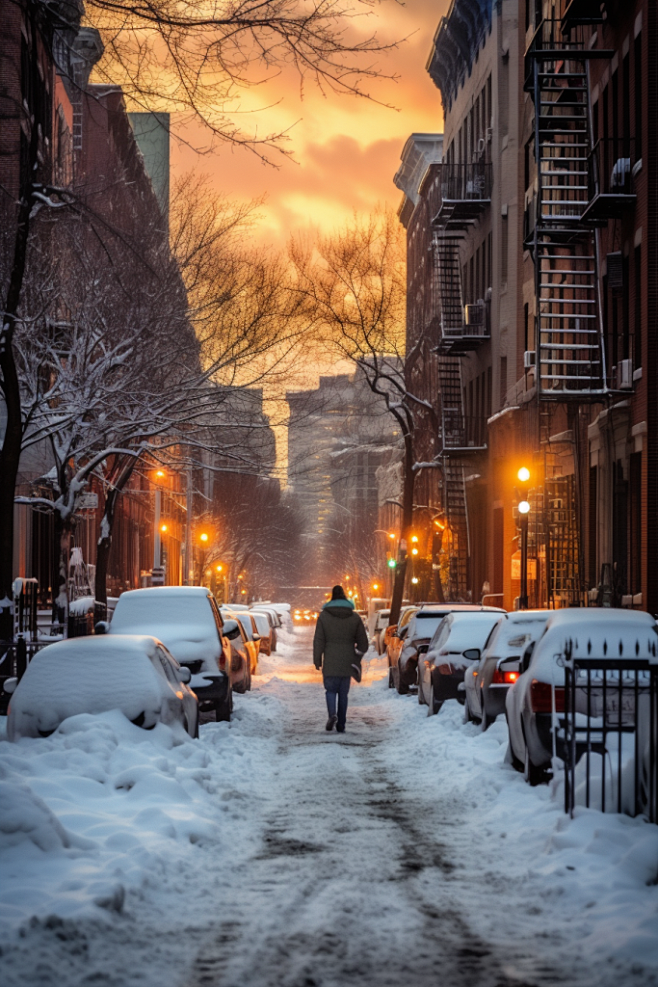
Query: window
634,244,642,368
499,355,507,408
588,466,597,587
634,33,642,159
501,214,508,284
493,507,504,595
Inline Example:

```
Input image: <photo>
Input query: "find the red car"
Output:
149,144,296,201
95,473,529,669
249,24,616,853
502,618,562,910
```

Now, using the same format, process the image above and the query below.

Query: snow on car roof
117,586,212,598
531,610,657,679
110,590,221,668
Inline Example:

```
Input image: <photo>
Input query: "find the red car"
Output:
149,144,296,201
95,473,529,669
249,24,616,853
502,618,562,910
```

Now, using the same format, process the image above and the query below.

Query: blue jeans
323,675,351,731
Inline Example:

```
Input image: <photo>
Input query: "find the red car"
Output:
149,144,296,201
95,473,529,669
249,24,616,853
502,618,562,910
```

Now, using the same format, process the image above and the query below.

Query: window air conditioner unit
486,127,493,143
617,358,633,390
477,137,486,155
524,350,536,369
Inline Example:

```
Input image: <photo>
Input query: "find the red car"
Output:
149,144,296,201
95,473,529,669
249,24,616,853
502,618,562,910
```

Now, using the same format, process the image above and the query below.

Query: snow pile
0,697,283,939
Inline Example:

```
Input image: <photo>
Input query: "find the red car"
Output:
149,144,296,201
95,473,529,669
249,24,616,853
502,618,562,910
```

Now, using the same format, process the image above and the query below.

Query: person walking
313,585,368,733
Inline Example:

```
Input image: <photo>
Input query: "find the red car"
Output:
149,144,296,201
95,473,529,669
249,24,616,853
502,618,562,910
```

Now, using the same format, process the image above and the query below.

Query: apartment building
419,0,656,612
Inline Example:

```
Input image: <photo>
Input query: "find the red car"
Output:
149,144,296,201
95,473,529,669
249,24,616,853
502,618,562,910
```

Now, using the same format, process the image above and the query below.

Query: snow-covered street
1,627,658,987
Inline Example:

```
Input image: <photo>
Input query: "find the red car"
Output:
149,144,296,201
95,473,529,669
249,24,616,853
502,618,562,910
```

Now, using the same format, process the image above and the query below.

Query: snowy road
1,626,657,987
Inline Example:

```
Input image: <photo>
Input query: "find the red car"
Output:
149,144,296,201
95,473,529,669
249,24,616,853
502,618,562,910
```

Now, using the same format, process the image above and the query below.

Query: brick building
400,0,656,612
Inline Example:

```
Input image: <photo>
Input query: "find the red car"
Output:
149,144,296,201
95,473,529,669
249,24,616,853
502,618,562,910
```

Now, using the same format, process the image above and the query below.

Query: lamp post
516,467,531,610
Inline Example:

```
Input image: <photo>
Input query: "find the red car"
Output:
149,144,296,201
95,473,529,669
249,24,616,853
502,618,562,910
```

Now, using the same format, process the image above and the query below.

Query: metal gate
562,657,658,823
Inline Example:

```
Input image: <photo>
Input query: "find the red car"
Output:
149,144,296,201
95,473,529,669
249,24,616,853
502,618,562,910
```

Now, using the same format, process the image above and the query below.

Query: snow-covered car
370,609,391,655
6,635,198,740
250,606,282,651
267,603,294,634
391,604,505,695
465,610,550,729
505,608,657,785
419,611,503,716
110,586,241,720
249,610,274,655
221,608,260,677
385,606,418,687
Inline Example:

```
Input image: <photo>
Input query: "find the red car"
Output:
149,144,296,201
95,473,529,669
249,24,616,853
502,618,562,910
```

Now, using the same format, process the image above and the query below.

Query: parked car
248,610,273,655
505,608,657,785
391,604,505,695
419,611,504,715
268,603,293,634
385,606,418,688
464,610,550,728
110,586,242,720
221,608,260,676
250,608,278,653
370,609,391,655
6,635,199,740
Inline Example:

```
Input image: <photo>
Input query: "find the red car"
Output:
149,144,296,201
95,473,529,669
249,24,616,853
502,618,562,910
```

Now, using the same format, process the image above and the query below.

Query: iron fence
561,657,658,823
0,638,47,714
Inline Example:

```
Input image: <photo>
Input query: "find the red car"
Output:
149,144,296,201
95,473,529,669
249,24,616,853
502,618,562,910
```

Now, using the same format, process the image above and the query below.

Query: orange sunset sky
171,0,450,245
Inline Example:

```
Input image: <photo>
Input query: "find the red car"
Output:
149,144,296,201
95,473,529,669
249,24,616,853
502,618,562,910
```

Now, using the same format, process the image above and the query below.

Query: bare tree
291,210,439,623
0,0,399,636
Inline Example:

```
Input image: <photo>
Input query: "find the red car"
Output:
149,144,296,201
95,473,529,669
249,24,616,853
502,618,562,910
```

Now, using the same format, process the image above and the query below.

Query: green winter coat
313,599,369,677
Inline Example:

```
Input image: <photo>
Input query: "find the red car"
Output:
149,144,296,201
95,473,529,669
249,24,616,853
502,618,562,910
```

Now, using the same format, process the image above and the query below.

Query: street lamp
517,466,531,610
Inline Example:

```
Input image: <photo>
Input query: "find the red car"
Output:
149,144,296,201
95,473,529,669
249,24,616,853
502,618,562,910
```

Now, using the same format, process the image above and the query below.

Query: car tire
417,675,425,705
463,697,471,723
427,681,435,716
216,690,232,722
388,666,394,689
396,668,409,695
524,748,546,786
481,706,493,731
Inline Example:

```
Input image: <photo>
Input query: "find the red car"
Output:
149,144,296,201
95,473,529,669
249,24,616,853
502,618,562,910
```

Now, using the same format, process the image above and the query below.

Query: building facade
402,0,656,612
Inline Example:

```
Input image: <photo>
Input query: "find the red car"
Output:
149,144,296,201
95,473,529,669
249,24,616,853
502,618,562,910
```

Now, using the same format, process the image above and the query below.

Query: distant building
287,373,401,589
128,112,170,226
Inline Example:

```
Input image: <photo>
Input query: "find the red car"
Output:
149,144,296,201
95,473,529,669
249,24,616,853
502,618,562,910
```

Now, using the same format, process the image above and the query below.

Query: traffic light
387,557,397,569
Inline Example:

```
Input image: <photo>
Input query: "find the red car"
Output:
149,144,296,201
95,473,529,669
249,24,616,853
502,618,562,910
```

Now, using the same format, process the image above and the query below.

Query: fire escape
525,3,629,605
432,162,492,600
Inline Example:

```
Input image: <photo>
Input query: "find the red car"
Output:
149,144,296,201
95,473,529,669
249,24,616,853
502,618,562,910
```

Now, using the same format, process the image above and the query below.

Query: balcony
440,301,490,354
581,138,638,222
435,162,492,229
441,415,488,453
561,0,605,34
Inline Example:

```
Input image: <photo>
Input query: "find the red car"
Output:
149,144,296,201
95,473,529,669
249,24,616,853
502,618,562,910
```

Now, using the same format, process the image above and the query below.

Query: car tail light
492,669,520,685
530,679,564,713
438,663,454,675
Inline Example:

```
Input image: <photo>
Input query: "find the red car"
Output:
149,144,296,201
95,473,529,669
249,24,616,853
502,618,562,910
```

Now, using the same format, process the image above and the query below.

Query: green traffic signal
387,558,397,569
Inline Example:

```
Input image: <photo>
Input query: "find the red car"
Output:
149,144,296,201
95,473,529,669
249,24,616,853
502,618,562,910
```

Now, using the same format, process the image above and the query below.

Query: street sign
151,566,166,586
77,492,98,510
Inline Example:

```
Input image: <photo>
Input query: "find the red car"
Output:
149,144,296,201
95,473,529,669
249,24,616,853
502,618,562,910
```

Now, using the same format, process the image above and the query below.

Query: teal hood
321,598,355,611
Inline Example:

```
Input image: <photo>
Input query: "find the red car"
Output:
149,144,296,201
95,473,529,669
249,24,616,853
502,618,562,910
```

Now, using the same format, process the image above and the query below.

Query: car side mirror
252,633,261,642
178,667,192,684
223,619,241,641
3,676,18,695
463,648,481,662
94,620,110,635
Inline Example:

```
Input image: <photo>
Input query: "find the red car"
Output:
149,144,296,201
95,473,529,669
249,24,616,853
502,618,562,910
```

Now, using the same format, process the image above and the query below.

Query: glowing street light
216,564,223,573
199,532,209,543
411,577,419,585
411,547,419,556
411,535,419,543
160,523,168,534
517,466,531,483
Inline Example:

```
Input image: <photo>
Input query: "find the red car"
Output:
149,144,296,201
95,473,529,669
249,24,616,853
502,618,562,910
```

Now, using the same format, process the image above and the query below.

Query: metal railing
440,162,492,203
0,638,47,713
562,657,658,823
441,415,488,451
589,137,637,201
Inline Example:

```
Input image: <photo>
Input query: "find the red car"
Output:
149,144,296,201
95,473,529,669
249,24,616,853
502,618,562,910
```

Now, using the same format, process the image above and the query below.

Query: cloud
170,0,451,244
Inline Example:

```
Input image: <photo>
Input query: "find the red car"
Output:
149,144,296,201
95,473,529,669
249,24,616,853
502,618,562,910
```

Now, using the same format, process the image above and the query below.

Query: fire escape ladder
435,234,465,339
437,355,469,600
529,19,608,399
